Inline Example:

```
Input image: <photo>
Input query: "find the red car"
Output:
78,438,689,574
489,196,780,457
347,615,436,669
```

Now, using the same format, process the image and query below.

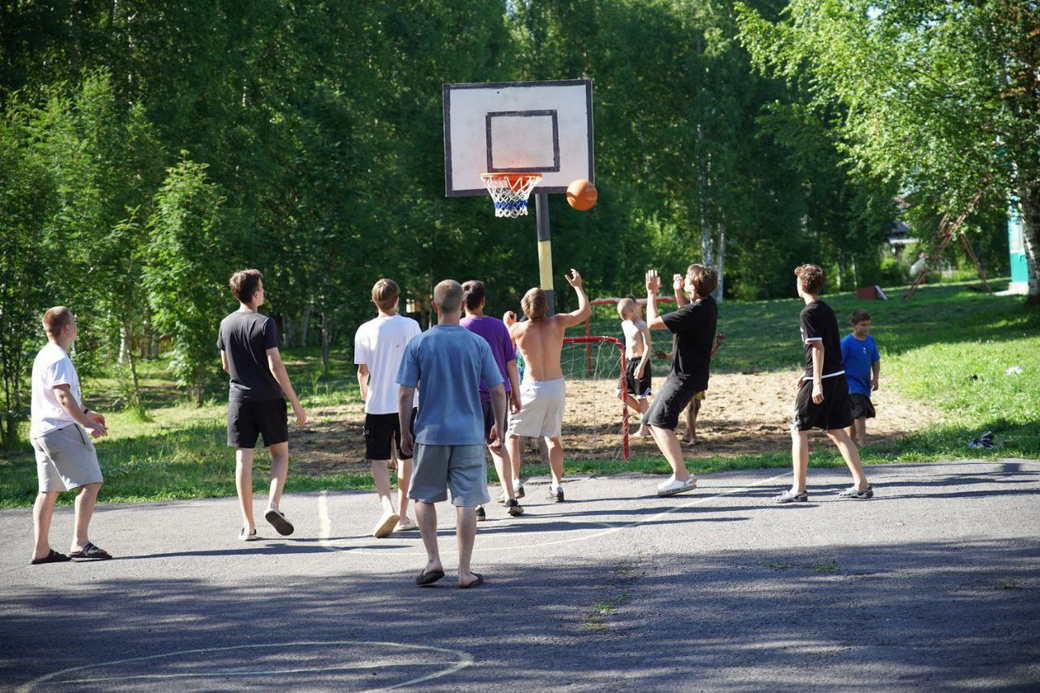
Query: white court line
318,489,333,549
16,640,474,693
316,471,791,557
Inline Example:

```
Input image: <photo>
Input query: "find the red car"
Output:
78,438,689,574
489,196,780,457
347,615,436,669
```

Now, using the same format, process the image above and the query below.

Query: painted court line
16,640,475,692
315,471,790,557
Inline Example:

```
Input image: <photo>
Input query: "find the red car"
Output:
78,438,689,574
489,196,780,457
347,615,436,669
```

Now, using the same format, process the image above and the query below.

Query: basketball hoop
481,172,542,218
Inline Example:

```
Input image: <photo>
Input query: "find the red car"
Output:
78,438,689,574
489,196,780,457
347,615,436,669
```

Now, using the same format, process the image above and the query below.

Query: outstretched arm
673,273,690,307
645,269,668,330
557,269,591,328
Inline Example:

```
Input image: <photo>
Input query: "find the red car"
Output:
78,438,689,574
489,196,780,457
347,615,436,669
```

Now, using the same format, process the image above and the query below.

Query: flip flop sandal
31,549,71,565
69,542,112,560
458,573,484,589
416,568,445,586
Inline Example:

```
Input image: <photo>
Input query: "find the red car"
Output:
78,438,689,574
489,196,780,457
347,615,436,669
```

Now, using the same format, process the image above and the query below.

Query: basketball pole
535,191,555,315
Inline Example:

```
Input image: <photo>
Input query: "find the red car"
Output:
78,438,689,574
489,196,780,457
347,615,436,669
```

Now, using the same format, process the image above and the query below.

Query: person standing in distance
29,307,112,564
218,269,307,540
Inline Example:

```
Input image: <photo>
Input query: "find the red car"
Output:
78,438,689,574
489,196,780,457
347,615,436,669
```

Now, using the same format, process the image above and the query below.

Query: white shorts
507,378,566,439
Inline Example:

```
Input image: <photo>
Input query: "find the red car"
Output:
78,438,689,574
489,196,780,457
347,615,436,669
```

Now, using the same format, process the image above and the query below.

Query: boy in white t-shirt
354,279,422,537
28,307,111,565
617,297,653,437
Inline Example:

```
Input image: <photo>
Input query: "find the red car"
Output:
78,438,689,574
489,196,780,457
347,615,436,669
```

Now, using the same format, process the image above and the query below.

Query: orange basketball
566,179,598,211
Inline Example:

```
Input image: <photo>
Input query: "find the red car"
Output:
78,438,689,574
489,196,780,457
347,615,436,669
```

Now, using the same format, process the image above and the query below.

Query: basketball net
481,172,542,218
560,337,630,461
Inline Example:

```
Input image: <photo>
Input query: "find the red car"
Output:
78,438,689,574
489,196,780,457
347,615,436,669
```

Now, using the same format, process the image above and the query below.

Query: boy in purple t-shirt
461,280,524,519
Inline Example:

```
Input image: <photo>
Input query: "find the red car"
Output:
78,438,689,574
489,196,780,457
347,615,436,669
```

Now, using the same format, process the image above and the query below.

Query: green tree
144,159,228,405
737,0,1040,301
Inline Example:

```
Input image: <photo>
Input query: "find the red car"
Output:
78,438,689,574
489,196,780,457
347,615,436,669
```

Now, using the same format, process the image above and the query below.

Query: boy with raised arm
218,269,307,540
617,297,653,438
354,279,422,537
398,280,507,589
671,273,725,445
776,264,873,503
460,280,524,519
505,269,591,502
29,307,112,564
643,264,718,496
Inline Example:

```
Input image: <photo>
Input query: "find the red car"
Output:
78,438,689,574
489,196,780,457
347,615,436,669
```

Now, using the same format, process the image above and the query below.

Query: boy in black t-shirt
776,264,873,503
218,269,308,540
644,264,719,497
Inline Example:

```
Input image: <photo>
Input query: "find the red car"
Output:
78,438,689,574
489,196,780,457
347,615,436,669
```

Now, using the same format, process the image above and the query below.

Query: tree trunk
1017,184,1040,302
123,320,144,413
301,302,313,347
714,222,726,302
320,311,330,375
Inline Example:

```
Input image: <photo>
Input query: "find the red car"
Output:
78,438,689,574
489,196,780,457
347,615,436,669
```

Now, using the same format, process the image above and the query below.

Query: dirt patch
290,372,942,475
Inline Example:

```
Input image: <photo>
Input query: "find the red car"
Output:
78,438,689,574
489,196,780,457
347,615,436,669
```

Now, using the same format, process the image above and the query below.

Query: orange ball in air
566,179,598,211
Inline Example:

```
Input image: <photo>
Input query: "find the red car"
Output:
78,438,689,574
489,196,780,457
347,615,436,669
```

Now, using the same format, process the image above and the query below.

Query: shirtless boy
504,269,591,502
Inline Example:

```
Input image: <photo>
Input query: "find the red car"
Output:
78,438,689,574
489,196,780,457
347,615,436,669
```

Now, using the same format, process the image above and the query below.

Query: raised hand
645,269,661,294
502,311,517,327
672,273,684,293
564,268,583,287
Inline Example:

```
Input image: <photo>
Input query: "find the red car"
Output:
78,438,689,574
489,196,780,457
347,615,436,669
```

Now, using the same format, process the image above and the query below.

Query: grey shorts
507,378,566,439
31,425,104,492
409,444,490,507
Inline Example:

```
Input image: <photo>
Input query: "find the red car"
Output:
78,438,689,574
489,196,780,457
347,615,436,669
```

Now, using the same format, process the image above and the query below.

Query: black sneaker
264,508,294,536
515,482,525,499
548,484,565,502
506,498,524,516
837,485,874,500
475,506,487,521
774,489,808,503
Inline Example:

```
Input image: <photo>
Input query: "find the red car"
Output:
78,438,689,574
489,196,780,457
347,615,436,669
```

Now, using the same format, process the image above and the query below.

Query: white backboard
443,80,594,197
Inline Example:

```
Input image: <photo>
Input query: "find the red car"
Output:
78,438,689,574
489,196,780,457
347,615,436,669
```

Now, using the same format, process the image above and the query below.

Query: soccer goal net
559,336,630,461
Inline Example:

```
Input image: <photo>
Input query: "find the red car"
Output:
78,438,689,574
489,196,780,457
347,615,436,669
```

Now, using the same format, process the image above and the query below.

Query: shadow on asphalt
4,538,1038,689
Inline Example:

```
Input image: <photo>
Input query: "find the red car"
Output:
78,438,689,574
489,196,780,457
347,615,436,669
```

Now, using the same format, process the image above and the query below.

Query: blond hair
371,279,400,312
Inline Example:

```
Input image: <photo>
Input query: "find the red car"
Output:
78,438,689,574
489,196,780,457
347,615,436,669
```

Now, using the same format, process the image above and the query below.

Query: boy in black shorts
644,264,718,497
218,269,308,540
776,264,873,503
354,279,422,537
617,297,652,437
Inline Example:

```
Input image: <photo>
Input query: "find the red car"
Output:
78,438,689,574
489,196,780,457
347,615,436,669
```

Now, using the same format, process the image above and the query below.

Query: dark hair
42,306,74,336
371,278,400,312
850,309,871,325
521,288,548,320
794,264,825,294
462,280,486,311
229,269,263,304
687,264,719,296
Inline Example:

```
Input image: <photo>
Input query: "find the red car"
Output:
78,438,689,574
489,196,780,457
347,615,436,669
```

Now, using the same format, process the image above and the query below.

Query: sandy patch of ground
567,371,942,461
290,372,941,474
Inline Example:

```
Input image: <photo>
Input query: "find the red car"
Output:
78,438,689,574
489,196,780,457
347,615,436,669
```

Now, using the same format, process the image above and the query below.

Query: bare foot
458,571,484,588
682,435,698,446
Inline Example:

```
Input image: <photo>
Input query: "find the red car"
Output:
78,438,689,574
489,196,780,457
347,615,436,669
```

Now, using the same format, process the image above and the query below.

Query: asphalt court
2,459,1038,690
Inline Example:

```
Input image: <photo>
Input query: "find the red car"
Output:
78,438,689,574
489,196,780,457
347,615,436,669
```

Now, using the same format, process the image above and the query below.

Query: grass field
1,279,1036,508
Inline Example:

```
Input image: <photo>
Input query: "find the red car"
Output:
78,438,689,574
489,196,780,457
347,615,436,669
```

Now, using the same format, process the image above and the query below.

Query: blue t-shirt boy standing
841,309,881,447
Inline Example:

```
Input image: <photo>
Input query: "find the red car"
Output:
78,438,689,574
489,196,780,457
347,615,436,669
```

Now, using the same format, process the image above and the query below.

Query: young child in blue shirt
841,309,881,447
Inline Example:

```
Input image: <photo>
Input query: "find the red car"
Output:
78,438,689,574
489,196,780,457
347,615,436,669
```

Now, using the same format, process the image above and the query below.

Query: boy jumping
841,309,881,447
644,264,719,496
776,264,873,503
617,297,653,438
219,269,308,540
354,279,422,537
671,273,725,445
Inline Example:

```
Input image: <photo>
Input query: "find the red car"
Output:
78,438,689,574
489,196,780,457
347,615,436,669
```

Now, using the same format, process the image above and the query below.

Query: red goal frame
562,336,630,461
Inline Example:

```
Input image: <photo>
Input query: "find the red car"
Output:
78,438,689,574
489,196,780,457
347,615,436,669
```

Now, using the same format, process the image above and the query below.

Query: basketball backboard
443,80,594,197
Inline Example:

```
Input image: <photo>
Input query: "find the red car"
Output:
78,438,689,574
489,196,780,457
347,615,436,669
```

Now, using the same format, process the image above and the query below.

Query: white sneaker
656,477,696,497
372,510,400,538
396,516,418,532
514,479,525,499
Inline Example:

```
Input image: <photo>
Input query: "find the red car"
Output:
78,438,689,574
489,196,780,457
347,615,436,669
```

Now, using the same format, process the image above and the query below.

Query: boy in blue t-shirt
840,309,881,447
